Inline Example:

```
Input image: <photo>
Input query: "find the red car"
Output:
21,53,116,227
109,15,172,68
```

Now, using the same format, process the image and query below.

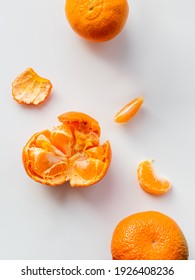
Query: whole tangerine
65,0,129,42
111,211,189,260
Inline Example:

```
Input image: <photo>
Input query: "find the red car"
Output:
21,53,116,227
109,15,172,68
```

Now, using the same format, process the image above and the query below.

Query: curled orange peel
12,68,52,105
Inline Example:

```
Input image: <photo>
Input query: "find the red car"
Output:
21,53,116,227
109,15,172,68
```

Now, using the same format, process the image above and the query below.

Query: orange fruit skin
12,68,52,105
22,112,112,187
137,160,171,195
111,211,189,260
114,96,144,124
65,0,129,42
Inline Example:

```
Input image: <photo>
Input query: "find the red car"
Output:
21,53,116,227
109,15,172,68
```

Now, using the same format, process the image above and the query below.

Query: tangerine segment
111,211,189,260
22,112,111,187
137,160,171,195
65,0,129,42
12,68,52,105
69,141,111,187
114,96,144,124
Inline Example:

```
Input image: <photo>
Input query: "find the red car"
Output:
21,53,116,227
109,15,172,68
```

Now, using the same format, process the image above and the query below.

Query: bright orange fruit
12,68,52,105
114,96,144,124
137,160,171,195
65,0,129,42
111,211,189,260
22,112,112,187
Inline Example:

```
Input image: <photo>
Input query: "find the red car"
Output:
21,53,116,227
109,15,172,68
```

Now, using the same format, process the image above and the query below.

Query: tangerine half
22,112,112,187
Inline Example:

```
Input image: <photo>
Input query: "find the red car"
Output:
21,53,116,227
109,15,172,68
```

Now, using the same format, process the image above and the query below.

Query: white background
0,0,195,260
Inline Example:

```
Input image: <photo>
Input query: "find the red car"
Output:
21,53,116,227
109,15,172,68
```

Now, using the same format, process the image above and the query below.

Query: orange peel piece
22,112,112,187
114,96,144,124
137,160,171,195
12,68,52,105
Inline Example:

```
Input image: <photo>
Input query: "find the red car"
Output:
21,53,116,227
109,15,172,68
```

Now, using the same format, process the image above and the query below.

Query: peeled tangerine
22,112,112,187
12,68,52,105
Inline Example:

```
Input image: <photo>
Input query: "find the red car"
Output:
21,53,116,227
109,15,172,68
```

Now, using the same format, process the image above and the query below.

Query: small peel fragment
12,68,52,105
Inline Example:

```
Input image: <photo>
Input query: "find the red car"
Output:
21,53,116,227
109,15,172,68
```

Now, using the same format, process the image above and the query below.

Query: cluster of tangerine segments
22,112,112,187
